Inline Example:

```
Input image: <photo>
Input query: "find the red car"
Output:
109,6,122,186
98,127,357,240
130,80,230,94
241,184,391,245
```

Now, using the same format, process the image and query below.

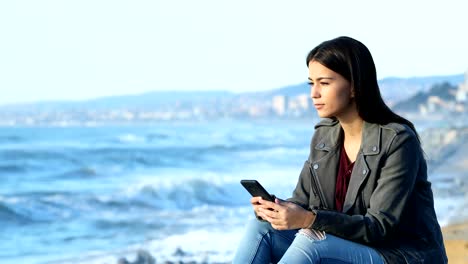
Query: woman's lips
314,104,324,110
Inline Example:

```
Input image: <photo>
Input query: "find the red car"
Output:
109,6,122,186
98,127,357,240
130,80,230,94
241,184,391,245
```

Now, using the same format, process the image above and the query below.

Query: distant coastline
0,74,465,126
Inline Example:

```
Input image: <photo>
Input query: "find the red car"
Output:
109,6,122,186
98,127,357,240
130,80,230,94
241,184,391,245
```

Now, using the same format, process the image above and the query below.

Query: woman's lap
233,219,385,264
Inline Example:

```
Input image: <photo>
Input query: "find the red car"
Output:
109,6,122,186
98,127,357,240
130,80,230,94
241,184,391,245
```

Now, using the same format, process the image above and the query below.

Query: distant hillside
269,82,310,97
0,74,463,112
378,74,464,105
0,90,233,112
393,82,458,112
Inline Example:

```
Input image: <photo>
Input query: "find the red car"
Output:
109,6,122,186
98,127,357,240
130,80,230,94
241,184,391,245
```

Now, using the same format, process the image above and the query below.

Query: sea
0,118,465,263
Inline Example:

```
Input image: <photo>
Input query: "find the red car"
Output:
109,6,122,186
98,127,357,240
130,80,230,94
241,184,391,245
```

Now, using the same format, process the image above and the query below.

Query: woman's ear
350,86,355,98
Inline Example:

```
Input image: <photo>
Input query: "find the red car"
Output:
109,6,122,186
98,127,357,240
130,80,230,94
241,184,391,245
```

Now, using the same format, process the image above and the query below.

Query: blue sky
0,0,467,105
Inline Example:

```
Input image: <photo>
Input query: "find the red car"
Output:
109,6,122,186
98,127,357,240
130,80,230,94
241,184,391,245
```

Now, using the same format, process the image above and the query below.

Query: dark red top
335,145,355,212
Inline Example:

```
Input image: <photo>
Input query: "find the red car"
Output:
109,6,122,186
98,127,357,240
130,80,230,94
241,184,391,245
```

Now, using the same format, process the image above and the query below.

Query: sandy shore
442,222,468,264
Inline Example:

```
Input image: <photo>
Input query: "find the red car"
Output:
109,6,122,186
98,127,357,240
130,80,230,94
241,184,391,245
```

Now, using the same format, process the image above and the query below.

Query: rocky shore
116,248,230,264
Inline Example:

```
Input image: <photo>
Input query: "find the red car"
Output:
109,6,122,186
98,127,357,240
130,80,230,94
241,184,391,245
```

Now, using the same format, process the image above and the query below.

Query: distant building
455,68,468,112
456,69,468,102
295,94,310,110
427,96,446,112
272,95,288,116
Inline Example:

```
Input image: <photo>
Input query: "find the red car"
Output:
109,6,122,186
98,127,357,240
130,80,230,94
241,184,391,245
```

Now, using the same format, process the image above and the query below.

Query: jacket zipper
307,161,329,210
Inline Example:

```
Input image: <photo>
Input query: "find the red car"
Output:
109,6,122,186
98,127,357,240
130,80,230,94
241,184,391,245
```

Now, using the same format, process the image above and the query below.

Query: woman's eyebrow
308,77,334,81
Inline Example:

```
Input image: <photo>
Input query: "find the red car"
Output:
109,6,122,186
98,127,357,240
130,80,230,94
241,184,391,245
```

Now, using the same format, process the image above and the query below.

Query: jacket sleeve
311,129,421,244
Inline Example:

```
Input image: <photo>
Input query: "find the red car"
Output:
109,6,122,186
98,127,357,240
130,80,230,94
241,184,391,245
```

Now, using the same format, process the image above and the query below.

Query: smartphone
240,179,275,202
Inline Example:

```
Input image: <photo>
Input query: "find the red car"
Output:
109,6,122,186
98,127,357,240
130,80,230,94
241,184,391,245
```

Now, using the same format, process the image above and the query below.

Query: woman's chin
316,112,332,118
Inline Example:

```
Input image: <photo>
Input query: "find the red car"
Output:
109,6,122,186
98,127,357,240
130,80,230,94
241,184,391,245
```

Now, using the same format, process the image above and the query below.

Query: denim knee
246,218,276,235
279,231,385,264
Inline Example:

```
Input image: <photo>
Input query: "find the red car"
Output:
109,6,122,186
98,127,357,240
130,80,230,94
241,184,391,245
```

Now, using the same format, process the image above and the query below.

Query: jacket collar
361,121,381,156
314,118,381,156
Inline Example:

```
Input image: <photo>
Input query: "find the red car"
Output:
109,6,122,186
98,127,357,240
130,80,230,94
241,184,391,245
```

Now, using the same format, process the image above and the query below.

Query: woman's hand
252,197,315,230
250,196,272,219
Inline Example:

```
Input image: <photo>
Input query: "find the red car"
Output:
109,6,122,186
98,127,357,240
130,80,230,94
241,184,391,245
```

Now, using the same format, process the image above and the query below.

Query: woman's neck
337,109,364,139
337,112,364,162
340,118,363,140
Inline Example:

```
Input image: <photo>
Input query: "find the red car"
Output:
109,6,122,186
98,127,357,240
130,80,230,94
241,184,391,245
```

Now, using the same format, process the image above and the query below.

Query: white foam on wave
54,213,252,264
144,227,244,263
117,133,145,143
112,165,301,211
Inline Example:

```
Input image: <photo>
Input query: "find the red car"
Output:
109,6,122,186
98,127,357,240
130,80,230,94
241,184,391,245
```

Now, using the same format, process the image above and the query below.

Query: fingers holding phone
251,196,276,218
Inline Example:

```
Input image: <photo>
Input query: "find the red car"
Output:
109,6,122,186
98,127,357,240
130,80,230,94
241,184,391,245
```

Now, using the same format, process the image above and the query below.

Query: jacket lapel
342,154,370,213
311,119,342,210
343,122,381,213
312,147,340,210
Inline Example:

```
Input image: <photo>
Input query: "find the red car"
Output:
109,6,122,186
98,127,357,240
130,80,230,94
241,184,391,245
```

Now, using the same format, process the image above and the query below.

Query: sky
0,0,467,105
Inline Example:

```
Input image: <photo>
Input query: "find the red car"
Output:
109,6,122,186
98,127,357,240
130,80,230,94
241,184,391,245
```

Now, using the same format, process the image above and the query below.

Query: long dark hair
306,36,420,141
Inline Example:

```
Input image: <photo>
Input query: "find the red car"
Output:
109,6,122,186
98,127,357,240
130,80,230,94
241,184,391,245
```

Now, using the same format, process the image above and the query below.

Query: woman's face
308,60,356,119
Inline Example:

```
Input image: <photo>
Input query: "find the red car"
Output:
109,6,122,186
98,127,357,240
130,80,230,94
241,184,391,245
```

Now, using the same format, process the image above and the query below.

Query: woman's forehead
308,61,336,76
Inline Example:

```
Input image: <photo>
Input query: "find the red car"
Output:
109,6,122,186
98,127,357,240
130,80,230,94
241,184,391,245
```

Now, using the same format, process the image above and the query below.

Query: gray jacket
289,118,447,263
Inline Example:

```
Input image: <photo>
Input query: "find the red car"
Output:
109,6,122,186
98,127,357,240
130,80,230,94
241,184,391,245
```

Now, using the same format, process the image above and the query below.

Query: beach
443,222,468,264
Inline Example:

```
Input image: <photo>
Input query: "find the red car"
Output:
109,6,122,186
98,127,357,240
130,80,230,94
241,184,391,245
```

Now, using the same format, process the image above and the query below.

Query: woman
233,36,447,264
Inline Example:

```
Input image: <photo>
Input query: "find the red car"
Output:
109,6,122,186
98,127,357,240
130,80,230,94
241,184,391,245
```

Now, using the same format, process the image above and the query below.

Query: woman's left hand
257,198,315,230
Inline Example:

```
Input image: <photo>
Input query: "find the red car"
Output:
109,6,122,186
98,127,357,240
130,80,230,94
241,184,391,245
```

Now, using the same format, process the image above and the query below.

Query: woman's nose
310,86,320,99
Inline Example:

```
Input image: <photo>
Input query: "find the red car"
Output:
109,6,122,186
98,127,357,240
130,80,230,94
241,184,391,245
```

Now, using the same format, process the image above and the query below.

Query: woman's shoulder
380,122,417,138
314,119,416,136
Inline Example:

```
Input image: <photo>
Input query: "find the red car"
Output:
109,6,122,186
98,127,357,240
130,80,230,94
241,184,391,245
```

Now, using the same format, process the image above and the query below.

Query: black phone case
240,180,274,202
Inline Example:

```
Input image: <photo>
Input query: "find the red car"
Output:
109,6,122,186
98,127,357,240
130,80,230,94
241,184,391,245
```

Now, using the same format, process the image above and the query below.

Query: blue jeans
233,219,385,264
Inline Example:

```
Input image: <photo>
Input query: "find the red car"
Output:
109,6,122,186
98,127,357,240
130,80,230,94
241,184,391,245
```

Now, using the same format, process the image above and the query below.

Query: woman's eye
307,82,314,86
320,82,329,86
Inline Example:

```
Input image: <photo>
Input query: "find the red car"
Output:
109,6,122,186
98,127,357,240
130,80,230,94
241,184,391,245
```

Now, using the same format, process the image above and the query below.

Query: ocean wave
0,177,249,227
93,218,164,232
146,132,169,141
120,178,247,210
85,147,166,168
0,164,27,173
0,202,32,224
115,133,146,143
0,135,24,143
77,143,285,169
113,132,171,144
0,192,83,224
0,149,73,163
54,166,98,179
0,140,300,174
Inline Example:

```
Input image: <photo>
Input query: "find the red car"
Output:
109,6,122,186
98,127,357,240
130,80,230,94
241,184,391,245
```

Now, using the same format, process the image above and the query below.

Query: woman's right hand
251,196,275,219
